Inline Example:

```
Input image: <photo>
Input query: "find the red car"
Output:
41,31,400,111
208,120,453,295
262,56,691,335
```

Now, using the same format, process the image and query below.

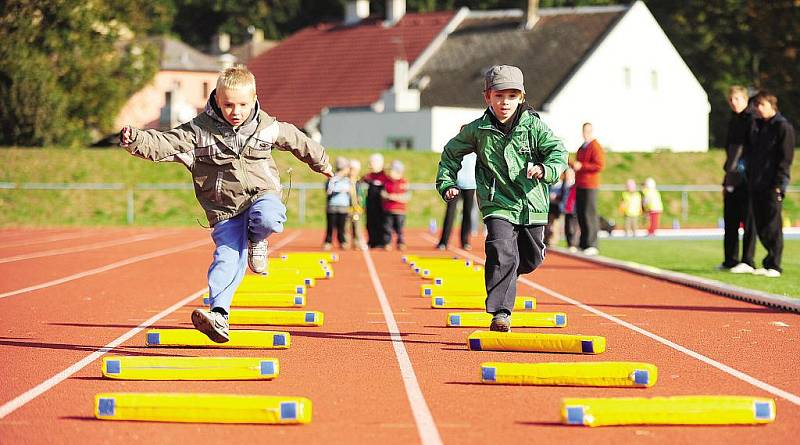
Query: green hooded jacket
436,108,567,225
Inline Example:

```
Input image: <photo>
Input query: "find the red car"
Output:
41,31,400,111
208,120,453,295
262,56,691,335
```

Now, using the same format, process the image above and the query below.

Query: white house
318,1,709,152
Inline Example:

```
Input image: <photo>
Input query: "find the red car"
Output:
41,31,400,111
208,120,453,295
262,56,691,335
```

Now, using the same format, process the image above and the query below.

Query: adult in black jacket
720,86,756,272
745,91,795,277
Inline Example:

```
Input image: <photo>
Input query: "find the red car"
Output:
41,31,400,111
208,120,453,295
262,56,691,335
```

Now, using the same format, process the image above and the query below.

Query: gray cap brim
486,81,525,93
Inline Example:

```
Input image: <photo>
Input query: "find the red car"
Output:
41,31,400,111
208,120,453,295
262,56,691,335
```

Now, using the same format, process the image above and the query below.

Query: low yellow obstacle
561,396,776,426
228,310,324,327
95,393,312,424
432,275,484,286
448,312,565,328
269,265,333,280
233,278,307,295
421,284,486,297
468,331,606,354
206,293,306,308
145,329,290,349
480,362,656,387
432,295,536,310
280,251,339,263
101,356,279,381
402,255,460,265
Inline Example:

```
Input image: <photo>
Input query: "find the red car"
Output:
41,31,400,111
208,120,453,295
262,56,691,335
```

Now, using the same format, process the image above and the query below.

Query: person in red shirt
362,153,388,248
381,160,410,250
571,122,605,255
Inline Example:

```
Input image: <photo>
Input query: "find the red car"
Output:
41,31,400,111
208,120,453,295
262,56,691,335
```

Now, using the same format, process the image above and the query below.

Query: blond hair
216,64,256,94
728,85,748,99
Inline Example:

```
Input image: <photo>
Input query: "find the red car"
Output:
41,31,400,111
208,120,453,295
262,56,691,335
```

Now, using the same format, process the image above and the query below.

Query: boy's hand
119,126,134,147
321,165,334,178
527,162,544,179
572,160,582,171
444,187,460,201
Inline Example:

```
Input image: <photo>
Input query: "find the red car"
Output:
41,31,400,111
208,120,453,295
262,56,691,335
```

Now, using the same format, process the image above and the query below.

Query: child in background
347,159,367,250
561,168,579,251
120,65,332,343
641,177,663,236
382,160,410,251
362,153,387,248
619,179,642,237
436,65,567,332
324,157,352,250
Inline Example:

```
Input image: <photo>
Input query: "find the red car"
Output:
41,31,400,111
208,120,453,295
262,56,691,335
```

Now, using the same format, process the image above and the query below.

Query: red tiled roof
248,11,456,128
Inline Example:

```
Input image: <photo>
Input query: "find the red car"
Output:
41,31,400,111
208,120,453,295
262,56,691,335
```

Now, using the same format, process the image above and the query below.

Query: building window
651,70,658,90
164,91,172,105
203,82,209,98
388,137,414,150
623,67,632,89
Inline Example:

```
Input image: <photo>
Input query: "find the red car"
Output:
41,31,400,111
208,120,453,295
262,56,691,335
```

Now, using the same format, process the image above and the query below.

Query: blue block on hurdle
280,402,297,420
581,340,594,354
481,366,496,382
147,332,160,345
555,314,566,326
296,286,304,295
566,406,584,425
424,288,432,296
98,398,116,416
304,278,312,286
105,360,121,375
435,278,443,285
449,315,461,326
633,370,649,385
305,312,316,323
435,297,445,306
294,296,304,305
524,300,534,309
755,401,772,420
260,360,275,376
203,297,210,305
469,338,482,351
273,334,287,347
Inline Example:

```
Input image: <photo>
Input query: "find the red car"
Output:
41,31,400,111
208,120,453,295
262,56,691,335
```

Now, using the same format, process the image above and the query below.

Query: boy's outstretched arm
436,127,475,201
120,123,196,164
274,122,332,177
532,120,568,185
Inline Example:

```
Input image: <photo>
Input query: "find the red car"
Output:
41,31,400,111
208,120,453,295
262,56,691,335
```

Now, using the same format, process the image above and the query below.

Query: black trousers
564,213,579,248
324,211,348,246
723,186,756,267
751,188,784,272
576,188,598,249
383,213,405,246
438,189,476,247
365,195,385,247
484,218,545,315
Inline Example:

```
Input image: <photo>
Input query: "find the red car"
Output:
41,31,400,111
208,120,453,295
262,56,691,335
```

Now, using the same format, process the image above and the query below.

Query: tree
0,0,168,146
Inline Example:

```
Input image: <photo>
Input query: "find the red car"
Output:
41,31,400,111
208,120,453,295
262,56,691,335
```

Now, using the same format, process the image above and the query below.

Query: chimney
381,59,420,112
386,0,406,26
394,59,409,93
251,28,264,44
525,0,539,30
212,32,230,54
345,0,370,26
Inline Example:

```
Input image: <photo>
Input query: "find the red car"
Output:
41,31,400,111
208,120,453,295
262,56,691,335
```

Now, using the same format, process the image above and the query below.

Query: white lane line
0,231,300,419
0,231,171,264
422,234,800,406
362,248,443,445
0,230,99,249
0,238,209,300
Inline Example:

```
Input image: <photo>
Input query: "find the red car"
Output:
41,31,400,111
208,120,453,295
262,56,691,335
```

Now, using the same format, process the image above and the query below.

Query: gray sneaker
489,313,511,332
248,238,268,274
191,308,230,343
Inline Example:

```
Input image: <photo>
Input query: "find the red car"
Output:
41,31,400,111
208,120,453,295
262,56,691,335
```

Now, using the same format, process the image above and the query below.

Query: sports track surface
0,227,798,444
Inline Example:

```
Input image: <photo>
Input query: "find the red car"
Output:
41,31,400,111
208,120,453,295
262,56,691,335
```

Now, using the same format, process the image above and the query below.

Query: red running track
0,227,797,444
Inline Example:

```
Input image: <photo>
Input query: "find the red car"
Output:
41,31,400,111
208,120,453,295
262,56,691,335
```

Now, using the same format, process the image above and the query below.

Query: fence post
299,188,306,224
127,188,134,224
681,190,688,221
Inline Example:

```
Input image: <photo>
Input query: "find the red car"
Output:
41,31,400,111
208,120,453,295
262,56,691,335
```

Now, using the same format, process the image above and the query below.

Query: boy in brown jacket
120,65,332,342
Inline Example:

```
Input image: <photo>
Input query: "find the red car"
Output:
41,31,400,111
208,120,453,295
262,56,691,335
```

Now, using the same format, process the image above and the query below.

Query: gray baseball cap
484,65,525,93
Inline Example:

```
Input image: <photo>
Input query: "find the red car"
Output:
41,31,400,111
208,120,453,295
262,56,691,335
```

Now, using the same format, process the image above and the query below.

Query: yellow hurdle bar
228,310,324,327
145,329,290,349
205,293,306,308
95,393,312,424
239,274,315,288
468,330,605,354
279,251,339,262
447,311,565,327
480,362,656,387
431,295,536,310
101,356,279,381
562,396,776,426
421,284,486,297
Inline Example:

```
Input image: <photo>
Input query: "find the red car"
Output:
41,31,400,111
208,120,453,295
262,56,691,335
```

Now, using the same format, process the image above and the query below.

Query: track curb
550,247,800,313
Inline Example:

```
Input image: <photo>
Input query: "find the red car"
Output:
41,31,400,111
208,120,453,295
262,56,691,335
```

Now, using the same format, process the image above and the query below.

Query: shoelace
251,240,267,257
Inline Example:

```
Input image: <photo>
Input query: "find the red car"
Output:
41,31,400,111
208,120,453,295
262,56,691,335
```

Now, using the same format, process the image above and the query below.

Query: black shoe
489,313,511,332
436,244,446,251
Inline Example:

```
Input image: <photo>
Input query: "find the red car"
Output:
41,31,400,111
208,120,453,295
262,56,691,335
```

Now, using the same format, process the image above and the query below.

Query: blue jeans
207,194,287,312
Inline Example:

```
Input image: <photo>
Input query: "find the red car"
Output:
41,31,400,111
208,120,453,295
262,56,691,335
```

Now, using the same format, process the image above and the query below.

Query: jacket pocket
193,172,224,204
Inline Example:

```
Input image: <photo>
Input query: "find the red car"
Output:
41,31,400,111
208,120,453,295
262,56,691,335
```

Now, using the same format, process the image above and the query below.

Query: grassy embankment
1,148,798,228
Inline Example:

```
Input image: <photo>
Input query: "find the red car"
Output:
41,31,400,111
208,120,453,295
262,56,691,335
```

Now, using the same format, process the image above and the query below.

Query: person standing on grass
720,85,757,274
119,65,332,343
363,153,388,249
619,179,642,237
381,160,410,251
323,157,352,250
561,168,580,250
572,122,605,256
347,159,367,250
437,152,477,251
641,177,663,236
436,65,567,332
744,91,795,278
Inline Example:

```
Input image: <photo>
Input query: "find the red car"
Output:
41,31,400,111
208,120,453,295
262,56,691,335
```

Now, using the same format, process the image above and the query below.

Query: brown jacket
125,105,330,226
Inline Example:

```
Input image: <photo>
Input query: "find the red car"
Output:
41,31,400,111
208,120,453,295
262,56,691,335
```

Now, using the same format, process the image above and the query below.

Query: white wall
320,106,484,151
544,1,710,152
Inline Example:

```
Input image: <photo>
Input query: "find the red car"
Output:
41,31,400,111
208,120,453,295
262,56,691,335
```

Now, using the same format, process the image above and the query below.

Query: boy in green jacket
436,65,567,332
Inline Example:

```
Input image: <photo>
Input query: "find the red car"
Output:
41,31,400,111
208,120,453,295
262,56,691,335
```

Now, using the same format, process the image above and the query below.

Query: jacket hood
204,88,261,129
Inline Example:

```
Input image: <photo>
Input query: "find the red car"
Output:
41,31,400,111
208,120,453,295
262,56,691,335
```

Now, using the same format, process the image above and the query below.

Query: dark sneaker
489,313,511,332
191,309,230,343
248,238,268,274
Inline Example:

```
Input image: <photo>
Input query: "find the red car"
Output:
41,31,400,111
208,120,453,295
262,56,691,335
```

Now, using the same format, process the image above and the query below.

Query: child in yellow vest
619,179,642,237
641,177,663,236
